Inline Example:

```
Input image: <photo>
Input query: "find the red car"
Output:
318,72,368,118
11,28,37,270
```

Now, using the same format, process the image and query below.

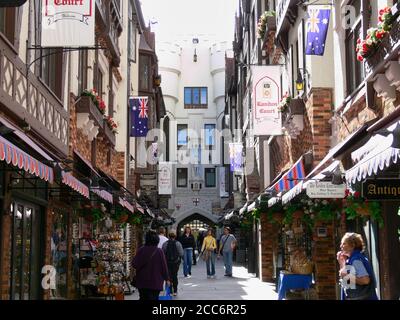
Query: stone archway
176,213,216,237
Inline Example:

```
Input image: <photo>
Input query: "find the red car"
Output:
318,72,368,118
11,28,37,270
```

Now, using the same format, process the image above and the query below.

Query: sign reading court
41,0,95,47
362,179,400,200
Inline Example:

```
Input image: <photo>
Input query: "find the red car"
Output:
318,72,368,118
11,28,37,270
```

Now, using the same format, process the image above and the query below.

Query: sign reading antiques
306,182,346,199
251,65,282,136
362,179,400,200
41,0,95,47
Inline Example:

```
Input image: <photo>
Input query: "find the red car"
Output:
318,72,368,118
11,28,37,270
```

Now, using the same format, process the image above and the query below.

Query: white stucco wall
157,37,229,222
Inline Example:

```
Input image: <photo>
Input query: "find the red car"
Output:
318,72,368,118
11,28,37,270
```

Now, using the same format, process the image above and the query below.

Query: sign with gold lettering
362,179,400,200
41,0,95,47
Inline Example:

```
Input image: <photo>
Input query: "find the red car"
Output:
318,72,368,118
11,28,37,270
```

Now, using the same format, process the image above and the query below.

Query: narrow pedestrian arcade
126,259,278,300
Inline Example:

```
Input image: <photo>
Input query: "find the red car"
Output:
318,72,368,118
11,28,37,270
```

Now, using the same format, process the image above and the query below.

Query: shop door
10,200,42,300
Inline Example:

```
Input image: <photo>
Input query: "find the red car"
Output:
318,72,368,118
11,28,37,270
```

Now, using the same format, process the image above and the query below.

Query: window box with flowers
357,6,399,62
343,190,383,227
258,11,276,52
103,116,117,145
76,90,105,130
279,94,305,137
257,11,276,39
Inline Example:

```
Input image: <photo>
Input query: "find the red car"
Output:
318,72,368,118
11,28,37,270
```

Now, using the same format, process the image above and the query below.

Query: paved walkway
125,258,278,300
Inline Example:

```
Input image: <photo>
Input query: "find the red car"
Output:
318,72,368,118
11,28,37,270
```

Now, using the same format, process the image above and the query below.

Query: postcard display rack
94,230,126,299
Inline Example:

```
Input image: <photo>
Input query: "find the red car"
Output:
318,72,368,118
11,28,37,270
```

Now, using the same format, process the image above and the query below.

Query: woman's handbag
202,249,210,261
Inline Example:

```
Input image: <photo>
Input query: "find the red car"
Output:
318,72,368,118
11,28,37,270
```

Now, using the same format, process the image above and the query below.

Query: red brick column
0,215,12,300
312,220,338,299
260,214,278,282
307,88,333,165
42,206,53,300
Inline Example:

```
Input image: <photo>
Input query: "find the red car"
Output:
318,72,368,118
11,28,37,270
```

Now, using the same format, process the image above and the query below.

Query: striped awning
0,136,54,183
62,171,90,199
119,197,135,213
91,188,113,204
135,203,145,214
270,156,306,193
346,120,400,183
268,197,280,208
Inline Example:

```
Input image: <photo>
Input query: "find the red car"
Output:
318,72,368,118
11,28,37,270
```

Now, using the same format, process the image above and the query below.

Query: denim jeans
222,250,233,275
183,248,193,276
206,251,216,276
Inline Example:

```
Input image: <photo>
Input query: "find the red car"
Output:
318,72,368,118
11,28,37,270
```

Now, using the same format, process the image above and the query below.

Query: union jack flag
129,97,149,137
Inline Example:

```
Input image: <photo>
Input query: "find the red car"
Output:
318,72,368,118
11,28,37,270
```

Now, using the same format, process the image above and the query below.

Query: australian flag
305,7,331,56
129,97,148,137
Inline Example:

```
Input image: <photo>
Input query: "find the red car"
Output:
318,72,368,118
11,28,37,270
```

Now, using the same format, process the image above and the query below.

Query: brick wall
312,220,337,299
260,214,279,282
0,215,11,300
115,152,125,186
70,94,120,181
307,88,333,165
337,92,400,142
42,206,53,300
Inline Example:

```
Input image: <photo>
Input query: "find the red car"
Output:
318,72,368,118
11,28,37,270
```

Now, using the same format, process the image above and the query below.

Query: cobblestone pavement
125,258,278,300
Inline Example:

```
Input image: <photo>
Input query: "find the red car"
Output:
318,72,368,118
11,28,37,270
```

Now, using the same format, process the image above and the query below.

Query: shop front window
50,209,69,299
10,200,41,300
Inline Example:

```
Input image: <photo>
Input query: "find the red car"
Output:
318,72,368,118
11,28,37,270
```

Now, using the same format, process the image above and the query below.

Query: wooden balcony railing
0,34,69,156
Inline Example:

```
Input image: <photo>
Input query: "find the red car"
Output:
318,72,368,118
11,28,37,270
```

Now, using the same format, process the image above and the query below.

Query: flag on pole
305,6,331,56
229,143,243,173
129,97,149,137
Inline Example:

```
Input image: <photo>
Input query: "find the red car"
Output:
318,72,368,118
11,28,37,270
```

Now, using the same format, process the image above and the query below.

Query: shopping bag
159,285,172,300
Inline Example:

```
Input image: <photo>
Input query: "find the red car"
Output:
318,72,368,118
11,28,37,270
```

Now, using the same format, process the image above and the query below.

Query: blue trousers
183,248,193,276
205,252,216,276
222,251,233,275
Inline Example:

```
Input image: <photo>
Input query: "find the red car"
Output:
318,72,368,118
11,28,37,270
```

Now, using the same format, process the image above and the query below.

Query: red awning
91,188,113,204
136,203,145,214
0,136,54,183
62,171,90,199
119,197,135,213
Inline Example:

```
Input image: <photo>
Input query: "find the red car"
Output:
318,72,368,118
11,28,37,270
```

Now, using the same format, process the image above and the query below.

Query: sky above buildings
140,0,237,44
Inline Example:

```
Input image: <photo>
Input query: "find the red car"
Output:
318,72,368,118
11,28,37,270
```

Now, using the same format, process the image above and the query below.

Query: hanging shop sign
252,65,282,136
219,167,229,198
41,0,95,47
158,162,172,195
306,181,346,199
362,179,400,200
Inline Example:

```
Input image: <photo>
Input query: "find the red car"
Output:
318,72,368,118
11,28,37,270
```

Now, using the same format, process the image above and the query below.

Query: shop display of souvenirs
94,231,126,297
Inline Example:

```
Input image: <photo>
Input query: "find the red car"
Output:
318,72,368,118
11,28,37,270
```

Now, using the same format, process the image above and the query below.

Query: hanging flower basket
272,212,284,224
343,190,383,227
118,213,129,223
292,210,304,219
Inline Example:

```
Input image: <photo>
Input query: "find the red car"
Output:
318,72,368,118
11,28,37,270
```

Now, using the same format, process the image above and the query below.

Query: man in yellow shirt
201,228,217,279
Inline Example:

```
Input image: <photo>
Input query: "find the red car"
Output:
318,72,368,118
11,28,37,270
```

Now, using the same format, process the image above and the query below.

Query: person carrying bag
218,227,237,277
201,228,217,278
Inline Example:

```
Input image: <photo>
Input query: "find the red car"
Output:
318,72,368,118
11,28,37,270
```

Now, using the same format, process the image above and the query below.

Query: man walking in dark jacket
178,226,196,277
162,232,183,296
